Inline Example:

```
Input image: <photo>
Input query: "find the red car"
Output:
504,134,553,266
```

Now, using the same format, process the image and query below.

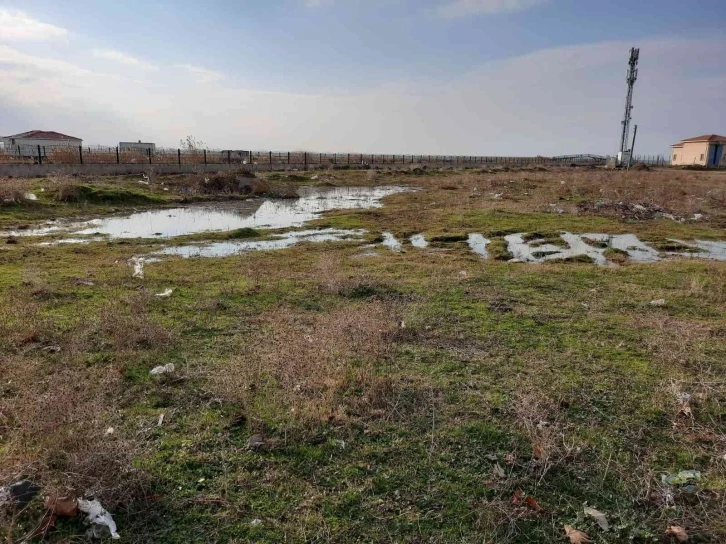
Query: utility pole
619,47,639,161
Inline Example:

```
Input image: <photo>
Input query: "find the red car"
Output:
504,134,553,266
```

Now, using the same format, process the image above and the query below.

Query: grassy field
1,166,725,543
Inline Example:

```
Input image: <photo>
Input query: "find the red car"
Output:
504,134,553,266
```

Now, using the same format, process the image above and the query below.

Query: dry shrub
511,390,575,479
0,178,29,205
67,293,173,362
206,303,400,428
634,315,715,368
194,170,298,198
0,355,147,506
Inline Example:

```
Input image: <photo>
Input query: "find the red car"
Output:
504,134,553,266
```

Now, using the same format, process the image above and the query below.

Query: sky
0,0,725,155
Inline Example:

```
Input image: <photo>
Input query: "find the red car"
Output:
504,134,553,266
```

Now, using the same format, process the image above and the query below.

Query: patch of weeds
56,184,162,205
581,236,609,248
648,239,700,252
339,282,408,301
548,254,595,264
604,247,629,263
430,234,468,243
227,227,261,239
488,238,513,261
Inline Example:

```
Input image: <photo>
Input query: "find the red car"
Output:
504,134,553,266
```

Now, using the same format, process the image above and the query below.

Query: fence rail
0,145,673,168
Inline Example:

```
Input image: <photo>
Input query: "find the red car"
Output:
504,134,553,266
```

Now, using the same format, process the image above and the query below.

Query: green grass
1,167,725,543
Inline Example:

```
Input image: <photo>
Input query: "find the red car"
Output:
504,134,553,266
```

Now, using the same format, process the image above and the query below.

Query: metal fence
0,145,623,168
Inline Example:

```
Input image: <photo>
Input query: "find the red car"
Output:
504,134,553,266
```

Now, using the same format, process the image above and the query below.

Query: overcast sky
1,0,724,155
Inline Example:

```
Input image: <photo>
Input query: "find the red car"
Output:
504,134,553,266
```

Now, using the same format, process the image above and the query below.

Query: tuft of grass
227,227,262,239
604,247,629,263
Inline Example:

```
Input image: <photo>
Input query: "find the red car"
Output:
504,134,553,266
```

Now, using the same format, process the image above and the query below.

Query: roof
678,134,726,143
4,130,82,141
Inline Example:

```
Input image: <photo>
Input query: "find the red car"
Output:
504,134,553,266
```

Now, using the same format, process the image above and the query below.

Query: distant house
1,130,82,157
119,141,156,153
671,134,726,167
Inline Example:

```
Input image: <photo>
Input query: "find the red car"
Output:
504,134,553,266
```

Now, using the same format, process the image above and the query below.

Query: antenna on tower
618,47,639,161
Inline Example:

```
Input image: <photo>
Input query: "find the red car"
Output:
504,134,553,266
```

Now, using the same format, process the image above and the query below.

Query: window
673,154,677,161
700,154,705,160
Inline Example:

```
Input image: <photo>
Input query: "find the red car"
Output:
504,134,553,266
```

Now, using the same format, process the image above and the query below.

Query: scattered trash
666,525,689,542
155,288,173,297
105,427,114,436
564,525,591,543
650,299,666,307
129,257,146,279
157,413,165,426
508,258,522,263
492,193,503,199
24,192,38,201
248,434,265,450
41,345,61,353
310,175,319,180
584,506,610,531
662,470,701,489
692,214,702,221
1,480,41,507
137,180,149,186
250,518,263,527
382,232,403,252
78,498,120,539
149,363,175,376
46,495,79,517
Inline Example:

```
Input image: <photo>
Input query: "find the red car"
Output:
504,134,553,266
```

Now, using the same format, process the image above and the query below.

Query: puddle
467,233,490,259
4,186,412,241
154,228,366,258
382,232,403,252
410,234,429,248
505,233,726,264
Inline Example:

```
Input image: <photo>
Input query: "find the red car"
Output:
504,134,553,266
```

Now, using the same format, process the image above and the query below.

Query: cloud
92,49,158,71
1,37,724,155
174,64,223,83
434,0,549,18
303,0,335,6
0,9,68,41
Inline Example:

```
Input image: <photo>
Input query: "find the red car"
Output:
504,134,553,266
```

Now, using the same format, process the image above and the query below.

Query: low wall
0,163,250,178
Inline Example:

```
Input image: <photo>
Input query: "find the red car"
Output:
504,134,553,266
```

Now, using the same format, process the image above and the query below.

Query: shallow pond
5,186,412,240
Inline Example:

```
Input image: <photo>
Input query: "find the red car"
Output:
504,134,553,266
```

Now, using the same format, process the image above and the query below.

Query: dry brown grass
204,302,403,429
0,291,170,516
0,179,31,205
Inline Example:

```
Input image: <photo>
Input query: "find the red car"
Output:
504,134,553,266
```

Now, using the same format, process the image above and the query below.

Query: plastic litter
149,363,175,376
650,299,666,307
583,506,609,531
24,193,38,201
78,498,120,539
662,470,701,486
1,480,41,507
155,288,173,297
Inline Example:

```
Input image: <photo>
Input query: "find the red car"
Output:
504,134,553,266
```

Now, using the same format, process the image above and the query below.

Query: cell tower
619,47,639,155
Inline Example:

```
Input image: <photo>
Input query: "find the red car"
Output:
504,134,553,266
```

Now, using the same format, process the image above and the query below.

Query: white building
1,130,82,157
119,141,156,153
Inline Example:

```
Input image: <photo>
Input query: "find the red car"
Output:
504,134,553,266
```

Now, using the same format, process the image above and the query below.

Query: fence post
304,152,307,171
227,150,231,164
203,149,207,165
116,147,120,164
79,146,83,165
148,148,151,164
178,149,181,165
288,151,290,165
269,151,272,171
37,145,42,165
